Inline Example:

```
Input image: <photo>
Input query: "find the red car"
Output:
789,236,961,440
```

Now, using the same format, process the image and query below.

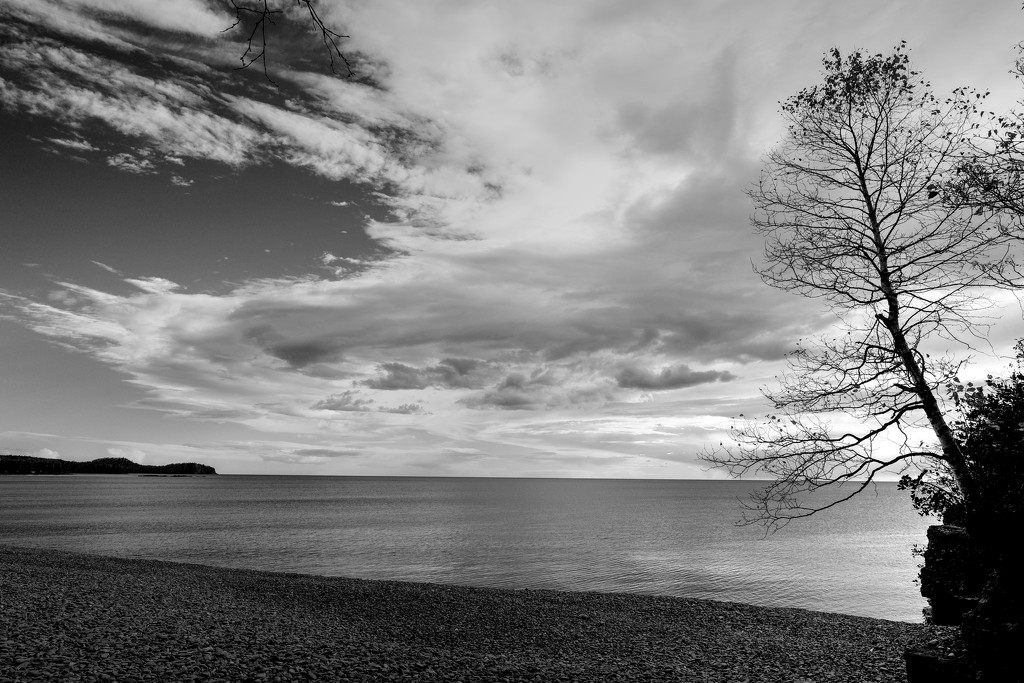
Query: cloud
31,448,61,459
107,446,145,461
227,97,406,185
48,136,98,152
616,364,736,391
312,391,373,412
1,220,808,443
259,447,360,465
269,339,347,368
46,289,79,306
26,0,230,37
0,11,494,236
462,368,617,411
91,261,122,275
617,49,743,165
292,448,360,458
0,41,265,168
381,403,424,415
362,358,498,390
107,151,157,174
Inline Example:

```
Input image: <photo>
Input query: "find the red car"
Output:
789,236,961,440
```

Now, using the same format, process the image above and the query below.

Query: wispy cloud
47,136,98,152
91,261,122,275
6,0,230,37
262,447,361,465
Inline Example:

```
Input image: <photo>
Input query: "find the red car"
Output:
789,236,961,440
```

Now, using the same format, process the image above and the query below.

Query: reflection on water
0,475,931,621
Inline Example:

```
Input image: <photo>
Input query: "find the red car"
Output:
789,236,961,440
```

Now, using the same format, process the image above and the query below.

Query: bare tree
701,43,1021,532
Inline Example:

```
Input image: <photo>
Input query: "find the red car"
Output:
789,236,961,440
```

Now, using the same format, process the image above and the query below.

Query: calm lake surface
0,475,932,622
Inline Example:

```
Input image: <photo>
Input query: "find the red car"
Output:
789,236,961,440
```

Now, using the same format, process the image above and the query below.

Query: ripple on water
0,475,932,621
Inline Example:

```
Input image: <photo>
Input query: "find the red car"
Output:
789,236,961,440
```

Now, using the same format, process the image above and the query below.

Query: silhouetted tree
702,43,1021,532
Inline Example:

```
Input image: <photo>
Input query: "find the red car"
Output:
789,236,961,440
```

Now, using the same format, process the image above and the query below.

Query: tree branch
225,0,353,83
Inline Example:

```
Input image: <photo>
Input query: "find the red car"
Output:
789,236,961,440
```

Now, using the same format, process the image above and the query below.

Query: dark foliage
897,464,965,526
899,340,1024,535
947,346,1024,537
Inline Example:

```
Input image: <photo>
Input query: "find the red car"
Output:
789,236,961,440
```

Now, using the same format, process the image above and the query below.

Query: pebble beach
0,545,949,682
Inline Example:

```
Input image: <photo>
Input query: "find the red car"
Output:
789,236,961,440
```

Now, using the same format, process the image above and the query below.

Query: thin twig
224,0,352,84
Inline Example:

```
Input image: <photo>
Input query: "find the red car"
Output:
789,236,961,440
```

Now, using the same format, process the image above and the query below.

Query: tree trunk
868,210,975,502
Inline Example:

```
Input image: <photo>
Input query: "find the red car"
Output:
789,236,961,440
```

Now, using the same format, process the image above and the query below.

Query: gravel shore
0,545,950,682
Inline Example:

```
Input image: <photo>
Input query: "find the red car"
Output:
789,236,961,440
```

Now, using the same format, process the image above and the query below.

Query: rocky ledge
0,546,951,682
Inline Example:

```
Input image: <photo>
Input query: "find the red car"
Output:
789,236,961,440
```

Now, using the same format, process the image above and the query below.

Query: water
0,475,932,622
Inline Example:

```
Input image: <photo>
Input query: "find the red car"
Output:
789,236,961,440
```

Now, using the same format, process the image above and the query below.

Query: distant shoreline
0,545,949,682
0,455,217,476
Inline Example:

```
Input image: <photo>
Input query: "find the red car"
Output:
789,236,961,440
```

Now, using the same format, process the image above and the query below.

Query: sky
1,0,1023,477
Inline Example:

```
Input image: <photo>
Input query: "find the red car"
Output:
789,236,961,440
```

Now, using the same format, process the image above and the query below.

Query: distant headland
0,455,217,476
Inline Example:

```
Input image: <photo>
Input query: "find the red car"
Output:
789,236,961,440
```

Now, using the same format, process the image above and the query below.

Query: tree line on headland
0,455,217,475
